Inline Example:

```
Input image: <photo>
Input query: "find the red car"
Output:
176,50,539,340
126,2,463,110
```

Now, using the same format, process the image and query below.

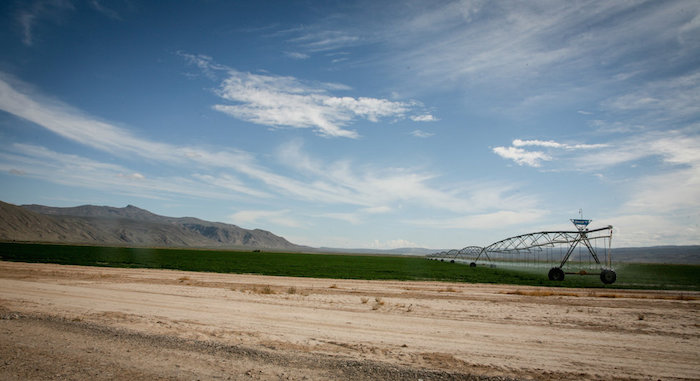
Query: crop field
1,242,698,290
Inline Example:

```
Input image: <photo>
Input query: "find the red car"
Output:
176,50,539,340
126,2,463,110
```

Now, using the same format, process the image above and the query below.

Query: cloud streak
0,72,533,224
213,69,411,138
493,138,610,168
181,53,432,138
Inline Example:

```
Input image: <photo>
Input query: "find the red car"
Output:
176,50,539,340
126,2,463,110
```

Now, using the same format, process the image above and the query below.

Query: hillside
0,201,304,250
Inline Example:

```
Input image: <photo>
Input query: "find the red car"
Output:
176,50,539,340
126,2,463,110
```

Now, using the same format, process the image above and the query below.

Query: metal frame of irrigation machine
428,219,616,285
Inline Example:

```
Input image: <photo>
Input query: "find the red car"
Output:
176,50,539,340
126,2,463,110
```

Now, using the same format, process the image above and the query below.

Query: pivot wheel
548,267,565,281
469,262,476,267
600,269,617,285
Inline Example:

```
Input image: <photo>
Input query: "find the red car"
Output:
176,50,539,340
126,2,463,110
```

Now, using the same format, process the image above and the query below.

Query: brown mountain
0,201,305,250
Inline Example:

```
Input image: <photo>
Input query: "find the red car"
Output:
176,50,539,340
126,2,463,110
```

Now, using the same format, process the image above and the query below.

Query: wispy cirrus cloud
410,114,437,122
1,72,532,221
88,0,121,20
381,1,700,95
603,71,700,124
512,139,608,150
213,70,410,138
284,51,309,60
16,0,75,46
289,29,361,52
492,146,552,167
410,129,434,138
181,53,431,138
276,139,537,215
493,138,609,167
0,143,235,201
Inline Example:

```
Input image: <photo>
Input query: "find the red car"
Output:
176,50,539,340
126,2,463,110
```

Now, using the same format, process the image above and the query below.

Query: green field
1,242,698,290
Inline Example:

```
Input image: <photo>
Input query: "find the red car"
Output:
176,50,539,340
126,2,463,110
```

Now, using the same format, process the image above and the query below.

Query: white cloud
410,129,434,138
512,139,607,150
212,69,411,138
118,172,145,180
284,51,309,60
492,146,551,167
0,74,184,162
410,114,437,122
494,138,611,167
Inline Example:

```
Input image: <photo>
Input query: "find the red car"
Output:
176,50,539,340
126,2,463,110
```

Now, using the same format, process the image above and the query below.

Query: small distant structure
427,213,616,284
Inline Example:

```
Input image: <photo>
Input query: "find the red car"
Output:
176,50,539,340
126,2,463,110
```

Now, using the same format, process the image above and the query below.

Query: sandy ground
0,261,698,380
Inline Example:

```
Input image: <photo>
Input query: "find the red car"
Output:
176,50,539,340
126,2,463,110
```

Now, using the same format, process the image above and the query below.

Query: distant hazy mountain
318,247,437,256
0,201,305,250
609,246,700,265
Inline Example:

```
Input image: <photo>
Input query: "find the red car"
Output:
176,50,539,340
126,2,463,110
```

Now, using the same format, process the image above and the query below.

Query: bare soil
0,261,698,380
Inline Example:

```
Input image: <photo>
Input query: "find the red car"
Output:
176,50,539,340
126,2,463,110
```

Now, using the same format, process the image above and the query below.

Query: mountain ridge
1,201,305,250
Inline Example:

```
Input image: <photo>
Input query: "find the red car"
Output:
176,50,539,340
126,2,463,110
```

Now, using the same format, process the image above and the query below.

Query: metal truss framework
476,225,614,268
427,224,616,283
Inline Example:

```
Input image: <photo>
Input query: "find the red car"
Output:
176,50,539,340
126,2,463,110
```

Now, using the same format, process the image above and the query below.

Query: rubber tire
600,269,617,285
450,260,455,263
469,262,476,267
548,267,565,281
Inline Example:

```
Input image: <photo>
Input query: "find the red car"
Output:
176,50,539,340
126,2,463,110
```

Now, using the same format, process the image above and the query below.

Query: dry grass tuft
504,289,579,297
360,297,369,304
286,287,297,295
250,285,276,295
371,297,385,310
329,284,338,289
438,287,458,293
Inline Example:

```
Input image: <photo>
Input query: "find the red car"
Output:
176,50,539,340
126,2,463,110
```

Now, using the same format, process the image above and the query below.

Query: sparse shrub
370,297,385,310
286,287,297,294
253,285,275,295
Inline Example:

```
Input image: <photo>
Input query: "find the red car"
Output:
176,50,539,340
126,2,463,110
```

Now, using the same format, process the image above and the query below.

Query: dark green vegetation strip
1,243,698,290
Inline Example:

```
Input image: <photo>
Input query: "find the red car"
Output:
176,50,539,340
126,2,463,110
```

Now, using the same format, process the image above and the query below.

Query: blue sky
1,0,699,249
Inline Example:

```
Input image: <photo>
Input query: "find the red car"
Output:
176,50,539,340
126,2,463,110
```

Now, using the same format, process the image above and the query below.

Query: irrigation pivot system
428,218,616,284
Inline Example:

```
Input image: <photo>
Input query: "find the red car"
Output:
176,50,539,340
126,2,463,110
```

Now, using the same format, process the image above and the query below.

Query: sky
0,0,699,250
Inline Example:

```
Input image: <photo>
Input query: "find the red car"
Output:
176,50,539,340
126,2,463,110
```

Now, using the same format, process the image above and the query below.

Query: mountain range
0,201,305,250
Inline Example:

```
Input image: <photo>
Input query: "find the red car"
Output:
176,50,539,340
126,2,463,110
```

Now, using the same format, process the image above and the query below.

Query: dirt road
0,261,697,380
